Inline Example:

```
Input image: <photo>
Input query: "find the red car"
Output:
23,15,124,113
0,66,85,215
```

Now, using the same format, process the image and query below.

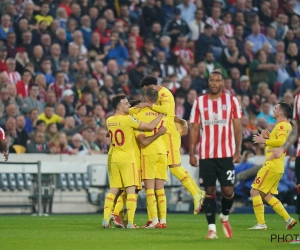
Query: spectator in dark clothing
15,115,29,147
183,89,197,121
163,8,190,48
61,89,75,117
26,131,50,153
196,24,216,62
142,0,161,32
128,62,147,89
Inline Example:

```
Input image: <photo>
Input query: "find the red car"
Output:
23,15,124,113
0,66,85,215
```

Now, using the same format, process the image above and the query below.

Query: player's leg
262,172,297,229
218,157,235,238
165,133,203,213
296,157,300,222
143,155,160,228
111,190,127,228
155,154,168,228
200,158,218,239
122,163,139,228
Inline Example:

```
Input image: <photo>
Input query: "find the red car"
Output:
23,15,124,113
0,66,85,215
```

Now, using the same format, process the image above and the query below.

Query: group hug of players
101,71,297,239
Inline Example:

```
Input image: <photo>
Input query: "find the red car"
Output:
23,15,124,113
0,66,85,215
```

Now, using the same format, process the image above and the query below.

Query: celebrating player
137,75,205,221
102,94,164,229
134,87,168,229
189,70,242,239
0,127,8,161
268,94,300,222
249,102,297,230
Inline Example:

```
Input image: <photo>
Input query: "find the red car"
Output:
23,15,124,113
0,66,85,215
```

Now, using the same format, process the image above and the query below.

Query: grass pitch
0,214,299,250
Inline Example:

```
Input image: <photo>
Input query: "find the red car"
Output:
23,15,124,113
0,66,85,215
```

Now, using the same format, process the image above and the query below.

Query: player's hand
267,147,285,160
261,129,270,139
136,102,149,109
157,126,167,136
181,121,188,136
3,151,8,161
189,155,198,167
252,133,266,144
233,151,241,163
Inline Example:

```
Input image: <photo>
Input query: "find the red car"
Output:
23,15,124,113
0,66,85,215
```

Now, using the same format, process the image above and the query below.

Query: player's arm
136,127,167,147
174,116,188,135
0,139,9,161
138,98,170,115
139,113,165,131
233,118,242,163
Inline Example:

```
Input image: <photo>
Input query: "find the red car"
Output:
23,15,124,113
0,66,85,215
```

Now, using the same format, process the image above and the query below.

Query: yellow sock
146,189,158,220
170,167,198,197
126,194,137,224
113,191,126,218
182,168,201,193
268,196,290,220
156,189,167,223
103,193,115,221
252,195,265,224
147,206,152,221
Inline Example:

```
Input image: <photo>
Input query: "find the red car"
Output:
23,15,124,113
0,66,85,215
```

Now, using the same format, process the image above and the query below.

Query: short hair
22,69,32,75
111,94,126,110
30,84,39,90
145,87,158,103
129,99,141,107
278,102,292,118
140,75,158,88
45,103,54,109
210,70,224,79
36,120,45,126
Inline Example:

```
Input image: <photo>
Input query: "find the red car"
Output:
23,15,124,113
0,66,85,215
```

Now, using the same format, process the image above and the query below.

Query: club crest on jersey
222,105,227,110
130,115,139,123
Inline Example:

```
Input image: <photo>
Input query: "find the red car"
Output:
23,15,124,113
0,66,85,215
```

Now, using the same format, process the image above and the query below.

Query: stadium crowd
0,0,298,202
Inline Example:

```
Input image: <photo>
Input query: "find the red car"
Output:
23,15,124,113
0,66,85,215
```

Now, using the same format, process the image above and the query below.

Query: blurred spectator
189,9,205,42
15,115,28,147
257,101,276,125
38,103,64,126
26,130,50,153
24,108,39,134
49,132,74,154
0,15,13,40
68,133,88,155
21,84,44,114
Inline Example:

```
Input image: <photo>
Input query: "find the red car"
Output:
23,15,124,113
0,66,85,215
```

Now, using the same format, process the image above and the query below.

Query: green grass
0,214,299,250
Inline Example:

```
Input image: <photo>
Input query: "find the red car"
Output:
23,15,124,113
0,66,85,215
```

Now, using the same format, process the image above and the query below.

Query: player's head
145,87,158,104
208,70,224,95
273,102,292,119
129,99,141,107
111,94,130,114
140,75,158,92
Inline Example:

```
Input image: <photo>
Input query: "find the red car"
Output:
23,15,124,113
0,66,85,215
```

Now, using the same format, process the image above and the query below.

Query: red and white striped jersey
190,93,242,159
4,71,21,84
293,94,300,156
0,127,5,140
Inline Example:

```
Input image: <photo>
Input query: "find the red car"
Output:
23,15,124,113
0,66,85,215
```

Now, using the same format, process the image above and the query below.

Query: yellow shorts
163,132,181,166
135,153,141,171
107,153,112,175
251,167,283,195
141,154,168,181
109,162,138,188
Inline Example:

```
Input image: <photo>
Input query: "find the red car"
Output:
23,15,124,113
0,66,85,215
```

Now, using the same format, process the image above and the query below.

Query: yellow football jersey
134,107,167,155
151,87,177,134
265,121,292,173
106,114,141,163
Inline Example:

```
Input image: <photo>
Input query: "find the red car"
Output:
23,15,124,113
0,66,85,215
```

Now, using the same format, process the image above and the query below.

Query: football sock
182,168,201,193
297,186,300,215
146,189,158,221
113,191,126,218
103,193,115,221
267,196,290,221
156,189,167,223
252,195,265,224
204,194,216,225
126,194,137,224
221,195,234,217
147,206,152,221
170,167,198,197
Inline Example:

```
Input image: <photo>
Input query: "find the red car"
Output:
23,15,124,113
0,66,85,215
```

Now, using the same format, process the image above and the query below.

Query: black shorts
199,157,235,187
295,157,300,185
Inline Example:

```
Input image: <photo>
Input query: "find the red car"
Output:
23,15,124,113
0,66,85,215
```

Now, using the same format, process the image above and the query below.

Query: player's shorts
251,166,282,195
109,162,138,188
141,154,168,181
136,153,141,171
199,157,235,187
107,153,112,175
295,157,300,185
163,132,181,166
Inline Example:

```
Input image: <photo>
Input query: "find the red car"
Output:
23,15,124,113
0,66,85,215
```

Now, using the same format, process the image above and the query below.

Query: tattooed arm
268,120,299,160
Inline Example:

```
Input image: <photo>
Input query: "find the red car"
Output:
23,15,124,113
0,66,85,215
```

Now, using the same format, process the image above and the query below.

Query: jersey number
226,170,235,181
109,129,125,146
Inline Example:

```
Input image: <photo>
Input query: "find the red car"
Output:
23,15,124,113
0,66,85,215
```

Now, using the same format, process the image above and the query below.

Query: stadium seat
7,173,16,191
81,173,90,189
74,173,83,191
66,173,75,191
0,173,8,191
23,173,32,190
56,173,67,191
15,173,24,191
12,145,26,154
